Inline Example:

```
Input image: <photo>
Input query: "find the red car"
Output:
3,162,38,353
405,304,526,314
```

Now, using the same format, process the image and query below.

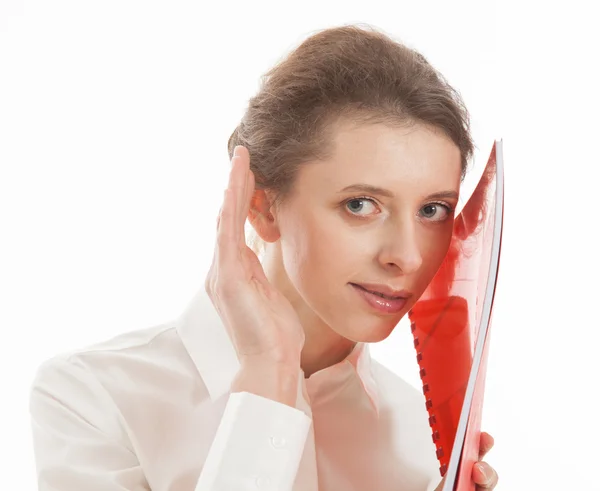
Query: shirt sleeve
195,391,312,491
29,356,150,491
30,355,312,491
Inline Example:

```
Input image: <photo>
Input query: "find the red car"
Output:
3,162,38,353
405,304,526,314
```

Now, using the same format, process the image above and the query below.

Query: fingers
471,432,497,489
215,146,253,272
242,157,255,235
478,431,495,460
217,150,243,263
473,461,499,489
232,147,246,245
229,147,246,246
231,146,252,243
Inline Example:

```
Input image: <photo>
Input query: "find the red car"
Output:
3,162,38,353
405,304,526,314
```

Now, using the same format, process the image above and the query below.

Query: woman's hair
228,24,475,255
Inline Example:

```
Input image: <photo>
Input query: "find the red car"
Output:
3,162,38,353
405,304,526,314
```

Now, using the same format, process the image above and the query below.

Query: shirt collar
175,288,240,401
346,341,380,413
176,287,379,412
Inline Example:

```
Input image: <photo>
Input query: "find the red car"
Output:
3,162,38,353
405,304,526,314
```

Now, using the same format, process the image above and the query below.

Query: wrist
231,358,301,408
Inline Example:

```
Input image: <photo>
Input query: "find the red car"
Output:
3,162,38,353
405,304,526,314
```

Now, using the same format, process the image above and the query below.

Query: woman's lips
350,283,409,314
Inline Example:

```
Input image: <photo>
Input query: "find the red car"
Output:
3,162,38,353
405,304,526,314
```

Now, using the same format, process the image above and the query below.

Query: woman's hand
434,432,499,490
471,432,499,489
204,146,306,404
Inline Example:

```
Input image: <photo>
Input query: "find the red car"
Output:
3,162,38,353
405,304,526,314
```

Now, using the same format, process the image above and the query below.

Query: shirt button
270,435,286,448
255,476,271,488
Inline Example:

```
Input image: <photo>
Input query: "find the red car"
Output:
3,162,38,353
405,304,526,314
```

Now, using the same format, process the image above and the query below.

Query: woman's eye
419,203,452,221
346,198,378,216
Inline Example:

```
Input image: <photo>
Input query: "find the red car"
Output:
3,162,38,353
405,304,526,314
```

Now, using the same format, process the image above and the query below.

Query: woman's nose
377,220,423,275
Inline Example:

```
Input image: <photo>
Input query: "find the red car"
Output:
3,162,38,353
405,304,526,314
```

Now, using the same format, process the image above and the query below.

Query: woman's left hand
472,431,499,489
434,431,499,490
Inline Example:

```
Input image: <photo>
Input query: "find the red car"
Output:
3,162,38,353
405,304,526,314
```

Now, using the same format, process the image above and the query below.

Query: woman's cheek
416,230,453,289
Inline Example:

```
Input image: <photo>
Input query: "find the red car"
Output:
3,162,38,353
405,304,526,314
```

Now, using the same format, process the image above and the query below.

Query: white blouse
29,288,442,491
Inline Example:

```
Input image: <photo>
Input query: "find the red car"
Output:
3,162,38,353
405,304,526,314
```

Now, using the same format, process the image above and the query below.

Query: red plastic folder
408,140,504,491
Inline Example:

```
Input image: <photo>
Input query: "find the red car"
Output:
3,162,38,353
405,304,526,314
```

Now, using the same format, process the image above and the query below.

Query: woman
30,25,499,490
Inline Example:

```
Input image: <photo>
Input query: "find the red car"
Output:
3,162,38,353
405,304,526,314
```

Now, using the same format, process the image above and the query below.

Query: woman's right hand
204,146,305,404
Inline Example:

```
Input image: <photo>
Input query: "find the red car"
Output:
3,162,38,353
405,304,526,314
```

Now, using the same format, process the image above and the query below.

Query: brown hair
228,24,475,254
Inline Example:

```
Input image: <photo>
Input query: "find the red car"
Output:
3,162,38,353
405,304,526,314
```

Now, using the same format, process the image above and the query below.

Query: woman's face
271,120,463,343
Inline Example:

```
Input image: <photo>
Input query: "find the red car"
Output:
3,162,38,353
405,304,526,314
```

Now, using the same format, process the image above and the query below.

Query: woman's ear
248,189,281,243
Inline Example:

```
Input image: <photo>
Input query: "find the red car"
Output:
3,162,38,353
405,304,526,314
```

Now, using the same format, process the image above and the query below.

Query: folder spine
409,311,447,477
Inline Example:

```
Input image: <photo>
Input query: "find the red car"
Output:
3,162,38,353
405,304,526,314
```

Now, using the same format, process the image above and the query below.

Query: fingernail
233,145,242,158
477,463,491,483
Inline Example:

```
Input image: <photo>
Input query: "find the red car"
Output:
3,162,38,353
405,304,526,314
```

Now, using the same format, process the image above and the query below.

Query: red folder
408,140,504,491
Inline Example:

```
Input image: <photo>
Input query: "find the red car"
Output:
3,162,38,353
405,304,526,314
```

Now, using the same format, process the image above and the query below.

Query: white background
1,1,599,489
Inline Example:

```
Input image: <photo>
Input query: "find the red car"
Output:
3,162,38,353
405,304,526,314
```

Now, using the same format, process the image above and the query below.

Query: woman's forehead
295,122,462,196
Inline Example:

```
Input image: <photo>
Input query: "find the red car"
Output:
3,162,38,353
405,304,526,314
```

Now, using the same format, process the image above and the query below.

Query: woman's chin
338,317,400,344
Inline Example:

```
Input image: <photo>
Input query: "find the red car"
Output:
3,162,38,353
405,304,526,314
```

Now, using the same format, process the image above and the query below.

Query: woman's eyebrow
339,184,395,198
426,191,459,200
339,184,458,201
